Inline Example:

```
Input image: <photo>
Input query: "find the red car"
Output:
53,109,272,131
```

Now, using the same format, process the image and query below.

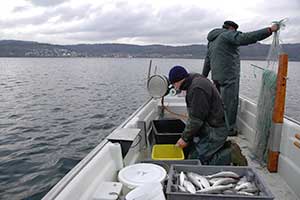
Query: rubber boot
228,128,238,136
231,142,248,166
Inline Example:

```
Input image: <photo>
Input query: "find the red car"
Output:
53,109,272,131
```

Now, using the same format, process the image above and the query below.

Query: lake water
0,58,299,200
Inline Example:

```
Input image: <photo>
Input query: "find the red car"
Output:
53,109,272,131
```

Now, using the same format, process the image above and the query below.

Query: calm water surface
0,58,299,199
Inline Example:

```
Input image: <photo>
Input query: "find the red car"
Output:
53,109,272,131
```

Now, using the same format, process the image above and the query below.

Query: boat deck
232,135,299,200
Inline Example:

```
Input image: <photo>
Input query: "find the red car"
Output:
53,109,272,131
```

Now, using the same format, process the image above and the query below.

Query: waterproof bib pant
189,123,231,165
220,77,240,135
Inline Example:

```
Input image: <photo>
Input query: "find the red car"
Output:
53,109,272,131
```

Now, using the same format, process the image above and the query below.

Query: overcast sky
0,0,299,45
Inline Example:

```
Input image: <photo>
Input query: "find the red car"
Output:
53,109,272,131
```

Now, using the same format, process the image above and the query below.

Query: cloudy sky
0,0,299,45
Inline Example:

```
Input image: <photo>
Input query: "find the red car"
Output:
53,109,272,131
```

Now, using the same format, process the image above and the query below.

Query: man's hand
176,138,188,148
270,24,279,32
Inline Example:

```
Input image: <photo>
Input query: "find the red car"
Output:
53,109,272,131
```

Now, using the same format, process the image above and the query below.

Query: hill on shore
0,40,299,61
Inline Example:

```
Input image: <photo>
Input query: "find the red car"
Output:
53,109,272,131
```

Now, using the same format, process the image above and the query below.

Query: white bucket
125,182,165,200
118,163,167,195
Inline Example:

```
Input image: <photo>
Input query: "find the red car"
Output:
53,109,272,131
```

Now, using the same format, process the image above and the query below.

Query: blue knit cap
168,65,188,84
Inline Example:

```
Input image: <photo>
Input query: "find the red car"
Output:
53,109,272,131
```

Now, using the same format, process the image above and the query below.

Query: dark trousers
189,123,231,165
214,78,240,135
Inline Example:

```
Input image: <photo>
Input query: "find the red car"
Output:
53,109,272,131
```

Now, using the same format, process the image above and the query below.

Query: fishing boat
43,56,300,200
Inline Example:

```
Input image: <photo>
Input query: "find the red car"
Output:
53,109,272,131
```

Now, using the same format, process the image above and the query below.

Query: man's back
183,73,225,128
203,27,272,83
206,28,240,83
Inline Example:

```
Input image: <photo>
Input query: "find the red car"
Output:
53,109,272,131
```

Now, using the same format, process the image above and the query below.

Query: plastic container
140,159,202,193
118,163,167,195
152,119,185,144
125,182,165,200
152,144,184,160
166,164,274,200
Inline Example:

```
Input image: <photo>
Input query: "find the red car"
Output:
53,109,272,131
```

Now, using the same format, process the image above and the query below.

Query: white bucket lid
118,163,167,189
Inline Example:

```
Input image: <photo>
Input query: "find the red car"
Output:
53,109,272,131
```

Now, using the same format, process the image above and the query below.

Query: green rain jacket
202,28,272,83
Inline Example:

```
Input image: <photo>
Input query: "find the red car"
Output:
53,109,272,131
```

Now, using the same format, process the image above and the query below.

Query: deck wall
237,96,300,199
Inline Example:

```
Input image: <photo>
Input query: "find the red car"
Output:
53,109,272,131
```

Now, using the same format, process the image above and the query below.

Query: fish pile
174,170,260,196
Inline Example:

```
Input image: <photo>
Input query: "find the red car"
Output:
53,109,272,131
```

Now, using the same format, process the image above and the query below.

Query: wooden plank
294,141,300,149
272,54,288,123
268,54,288,173
267,150,279,172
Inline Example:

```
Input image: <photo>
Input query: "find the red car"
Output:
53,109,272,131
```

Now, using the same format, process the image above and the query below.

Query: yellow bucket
151,144,184,160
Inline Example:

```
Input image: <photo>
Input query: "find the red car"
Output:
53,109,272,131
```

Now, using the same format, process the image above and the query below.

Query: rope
161,102,188,120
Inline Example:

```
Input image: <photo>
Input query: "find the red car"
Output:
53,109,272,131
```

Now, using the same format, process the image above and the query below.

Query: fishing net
251,69,277,163
266,19,288,70
251,19,287,164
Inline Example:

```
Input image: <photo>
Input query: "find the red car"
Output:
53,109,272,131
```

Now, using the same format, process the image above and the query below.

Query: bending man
169,65,247,165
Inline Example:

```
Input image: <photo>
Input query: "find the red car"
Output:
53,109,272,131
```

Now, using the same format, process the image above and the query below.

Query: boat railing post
160,97,165,118
267,53,288,172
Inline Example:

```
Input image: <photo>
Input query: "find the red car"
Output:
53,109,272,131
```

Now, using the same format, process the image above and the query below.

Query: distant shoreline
1,57,300,62
1,40,299,61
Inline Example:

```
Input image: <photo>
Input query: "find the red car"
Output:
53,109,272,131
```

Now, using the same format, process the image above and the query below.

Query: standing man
202,21,279,135
169,65,247,165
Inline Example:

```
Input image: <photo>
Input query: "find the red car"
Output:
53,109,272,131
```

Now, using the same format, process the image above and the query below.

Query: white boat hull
43,96,300,200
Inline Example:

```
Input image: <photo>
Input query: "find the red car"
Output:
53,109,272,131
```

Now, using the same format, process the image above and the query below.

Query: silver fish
188,172,210,189
237,191,255,196
236,176,248,186
178,185,187,192
179,171,186,187
183,180,196,194
241,185,258,193
186,172,203,190
206,171,240,179
222,189,235,195
235,182,252,191
212,178,238,187
196,184,234,194
209,177,223,185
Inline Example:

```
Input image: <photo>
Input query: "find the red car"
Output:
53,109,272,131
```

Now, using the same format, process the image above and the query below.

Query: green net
251,69,277,163
251,19,287,164
266,18,288,70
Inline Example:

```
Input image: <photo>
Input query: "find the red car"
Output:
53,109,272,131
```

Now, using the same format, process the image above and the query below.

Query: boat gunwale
240,95,300,125
42,139,109,200
118,97,153,128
